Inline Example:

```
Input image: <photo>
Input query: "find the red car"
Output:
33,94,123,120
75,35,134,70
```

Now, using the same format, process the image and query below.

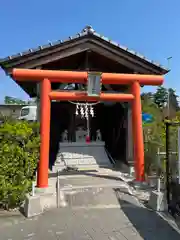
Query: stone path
0,202,180,239
1,168,180,239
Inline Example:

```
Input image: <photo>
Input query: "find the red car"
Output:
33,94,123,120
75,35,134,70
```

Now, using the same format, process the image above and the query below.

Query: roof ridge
0,25,169,72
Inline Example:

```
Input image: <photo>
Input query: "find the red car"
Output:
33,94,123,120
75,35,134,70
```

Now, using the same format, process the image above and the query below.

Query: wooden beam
49,91,135,101
12,68,164,86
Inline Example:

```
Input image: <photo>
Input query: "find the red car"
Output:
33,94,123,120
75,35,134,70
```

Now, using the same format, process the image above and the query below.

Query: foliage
4,96,27,105
153,86,179,113
142,86,180,177
4,96,36,105
0,119,40,209
141,94,164,175
168,88,179,111
153,86,168,109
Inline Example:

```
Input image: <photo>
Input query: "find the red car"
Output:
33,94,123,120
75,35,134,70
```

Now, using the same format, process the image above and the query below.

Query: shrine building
0,26,168,188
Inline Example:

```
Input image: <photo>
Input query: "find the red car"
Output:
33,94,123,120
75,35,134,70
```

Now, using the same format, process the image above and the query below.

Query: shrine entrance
49,100,126,170
49,100,126,177
11,68,164,188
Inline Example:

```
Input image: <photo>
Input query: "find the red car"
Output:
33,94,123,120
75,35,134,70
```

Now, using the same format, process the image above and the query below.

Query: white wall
0,105,26,119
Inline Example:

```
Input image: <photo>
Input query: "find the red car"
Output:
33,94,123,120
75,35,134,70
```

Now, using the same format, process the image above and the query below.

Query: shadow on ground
114,188,180,240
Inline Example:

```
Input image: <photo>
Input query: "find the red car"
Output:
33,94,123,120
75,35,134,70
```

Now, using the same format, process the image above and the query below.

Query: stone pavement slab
0,202,180,240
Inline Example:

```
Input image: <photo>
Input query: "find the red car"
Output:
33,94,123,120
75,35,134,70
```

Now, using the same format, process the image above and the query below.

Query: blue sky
0,0,179,103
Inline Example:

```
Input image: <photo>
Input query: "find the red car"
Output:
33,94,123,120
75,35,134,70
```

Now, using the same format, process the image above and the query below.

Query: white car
19,106,37,121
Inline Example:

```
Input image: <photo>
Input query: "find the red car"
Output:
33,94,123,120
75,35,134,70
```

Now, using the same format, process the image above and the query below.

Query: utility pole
167,56,172,70
165,57,172,205
168,88,170,118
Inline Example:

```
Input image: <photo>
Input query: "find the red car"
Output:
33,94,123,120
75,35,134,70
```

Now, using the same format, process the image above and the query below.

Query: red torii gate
12,68,164,188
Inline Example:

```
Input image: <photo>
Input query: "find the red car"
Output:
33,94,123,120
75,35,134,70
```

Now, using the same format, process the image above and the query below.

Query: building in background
0,104,28,120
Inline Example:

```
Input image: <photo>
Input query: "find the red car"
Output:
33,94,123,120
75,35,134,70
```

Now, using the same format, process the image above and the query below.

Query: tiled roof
0,25,168,72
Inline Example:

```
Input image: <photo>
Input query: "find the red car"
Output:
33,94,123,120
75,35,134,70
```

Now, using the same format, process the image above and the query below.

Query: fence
165,121,180,205
144,121,180,206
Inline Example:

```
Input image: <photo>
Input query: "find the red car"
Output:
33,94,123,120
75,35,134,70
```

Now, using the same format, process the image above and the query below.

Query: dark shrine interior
49,100,128,169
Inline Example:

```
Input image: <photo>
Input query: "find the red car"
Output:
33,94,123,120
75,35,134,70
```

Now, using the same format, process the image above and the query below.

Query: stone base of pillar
24,193,57,218
24,183,56,218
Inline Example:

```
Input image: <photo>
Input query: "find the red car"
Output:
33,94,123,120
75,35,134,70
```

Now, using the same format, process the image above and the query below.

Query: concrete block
24,192,57,218
24,194,43,218
148,190,167,212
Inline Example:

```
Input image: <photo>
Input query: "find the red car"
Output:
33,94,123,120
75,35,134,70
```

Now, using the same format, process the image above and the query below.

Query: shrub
0,119,40,209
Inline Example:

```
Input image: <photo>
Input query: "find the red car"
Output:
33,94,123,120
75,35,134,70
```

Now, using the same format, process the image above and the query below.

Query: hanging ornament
85,103,89,119
90,106,94,117
75,103,79,115
71,101,98,118
80,105,84,118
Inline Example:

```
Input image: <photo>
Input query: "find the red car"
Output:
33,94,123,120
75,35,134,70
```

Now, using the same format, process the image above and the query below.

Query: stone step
58,175,123,187
61,187,120,208
58,185,139,208
54,142,112,171
52,164,100,173
56,175,136,208
55,158,98,166
55,157,110,165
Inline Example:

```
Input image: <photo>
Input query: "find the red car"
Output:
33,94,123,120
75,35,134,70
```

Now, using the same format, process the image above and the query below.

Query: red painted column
37,78,51,188
131,81,144,181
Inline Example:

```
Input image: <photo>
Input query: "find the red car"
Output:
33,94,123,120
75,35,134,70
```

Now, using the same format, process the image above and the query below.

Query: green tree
168,88,179,111
4,96,26,105
142,89,180,179
142,94,165,177
153,86,168,109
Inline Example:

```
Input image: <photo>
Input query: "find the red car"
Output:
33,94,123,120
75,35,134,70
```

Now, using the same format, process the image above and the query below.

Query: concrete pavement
1,198,180,239
1,170,180,239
